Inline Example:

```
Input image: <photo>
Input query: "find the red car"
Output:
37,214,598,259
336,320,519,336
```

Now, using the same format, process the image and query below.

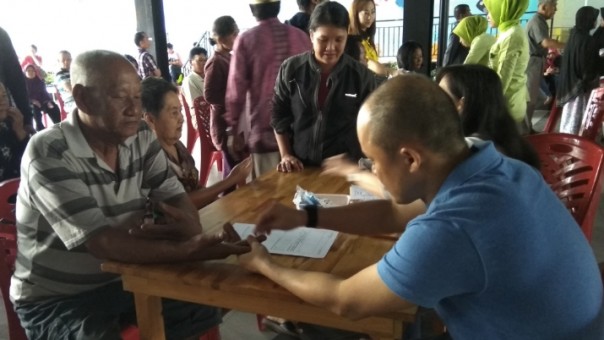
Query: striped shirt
10,113,184,302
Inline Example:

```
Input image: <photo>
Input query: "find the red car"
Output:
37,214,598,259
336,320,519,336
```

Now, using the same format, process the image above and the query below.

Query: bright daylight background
0,0,401,69
0,0,590,70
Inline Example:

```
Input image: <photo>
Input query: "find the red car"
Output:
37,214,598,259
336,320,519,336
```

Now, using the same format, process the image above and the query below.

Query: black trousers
32,101,61,130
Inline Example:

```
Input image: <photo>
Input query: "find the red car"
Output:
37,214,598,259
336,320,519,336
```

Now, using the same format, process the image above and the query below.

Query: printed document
233,223,338,258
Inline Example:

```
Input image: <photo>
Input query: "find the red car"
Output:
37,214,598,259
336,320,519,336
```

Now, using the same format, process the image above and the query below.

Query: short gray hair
71,50,128,87
538,0,557,6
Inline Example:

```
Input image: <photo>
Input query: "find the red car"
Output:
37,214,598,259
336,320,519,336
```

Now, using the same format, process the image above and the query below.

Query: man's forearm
164,193,202,233
316,200,424,235
542,38,564,50
274,132,293,157
259,261,345,315
86,228,195,264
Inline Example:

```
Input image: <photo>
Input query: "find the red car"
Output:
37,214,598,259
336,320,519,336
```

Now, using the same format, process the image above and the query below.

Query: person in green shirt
453,15,496,66
484,0,530,129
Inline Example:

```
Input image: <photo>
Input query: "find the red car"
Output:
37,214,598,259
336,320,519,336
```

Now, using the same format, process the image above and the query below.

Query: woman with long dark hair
558,6,600,134
436,64,540,168
348,0,391,76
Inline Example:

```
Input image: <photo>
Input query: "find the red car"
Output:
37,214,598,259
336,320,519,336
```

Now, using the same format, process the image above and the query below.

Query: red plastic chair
578,87,604,141
193,97,223,187
0,178,19,224
525,133,604,241
0,224,26,340
180,94,198,154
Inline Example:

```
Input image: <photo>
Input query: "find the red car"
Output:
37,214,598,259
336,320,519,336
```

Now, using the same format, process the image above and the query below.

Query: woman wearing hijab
453,15,496,66
558,6,600,134
483,0,529,127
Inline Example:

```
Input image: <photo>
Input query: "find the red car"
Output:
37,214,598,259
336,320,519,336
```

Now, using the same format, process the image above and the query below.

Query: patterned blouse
0,119,29,182
165,141,199,192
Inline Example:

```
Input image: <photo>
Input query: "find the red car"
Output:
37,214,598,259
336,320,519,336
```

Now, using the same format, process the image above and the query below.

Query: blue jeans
14,281,221,340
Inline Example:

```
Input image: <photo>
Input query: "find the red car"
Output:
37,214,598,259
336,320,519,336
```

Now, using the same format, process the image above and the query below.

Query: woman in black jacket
271,1,380,172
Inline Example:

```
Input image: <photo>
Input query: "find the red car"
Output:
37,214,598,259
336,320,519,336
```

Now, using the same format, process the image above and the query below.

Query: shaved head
360,74,466,156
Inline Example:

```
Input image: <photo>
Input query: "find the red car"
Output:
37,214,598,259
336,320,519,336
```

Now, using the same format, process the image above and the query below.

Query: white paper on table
233,223,338,259
349,184,381,201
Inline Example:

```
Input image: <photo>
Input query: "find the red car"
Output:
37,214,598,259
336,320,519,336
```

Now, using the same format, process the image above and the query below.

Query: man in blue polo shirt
239,74,604,339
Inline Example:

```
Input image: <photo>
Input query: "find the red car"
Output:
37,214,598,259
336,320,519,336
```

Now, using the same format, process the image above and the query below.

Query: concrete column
403,0,436,76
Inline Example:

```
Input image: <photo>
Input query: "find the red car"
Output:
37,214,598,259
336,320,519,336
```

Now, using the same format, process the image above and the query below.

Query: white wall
556,0,603,29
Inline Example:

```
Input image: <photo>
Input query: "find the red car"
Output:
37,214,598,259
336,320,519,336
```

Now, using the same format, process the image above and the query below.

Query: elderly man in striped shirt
10,50,252,339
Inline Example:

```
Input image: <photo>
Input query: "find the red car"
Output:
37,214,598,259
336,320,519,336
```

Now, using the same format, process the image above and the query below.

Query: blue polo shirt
378,141,603,339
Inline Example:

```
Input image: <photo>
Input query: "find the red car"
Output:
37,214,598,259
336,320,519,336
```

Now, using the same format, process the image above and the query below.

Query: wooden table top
102,169,416,337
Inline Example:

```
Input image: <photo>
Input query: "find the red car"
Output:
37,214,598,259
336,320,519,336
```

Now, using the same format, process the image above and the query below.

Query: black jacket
272,52,381,166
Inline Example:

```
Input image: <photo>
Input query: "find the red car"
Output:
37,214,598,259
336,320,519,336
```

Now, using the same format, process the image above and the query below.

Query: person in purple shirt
23,63,60,130
225,0,311,179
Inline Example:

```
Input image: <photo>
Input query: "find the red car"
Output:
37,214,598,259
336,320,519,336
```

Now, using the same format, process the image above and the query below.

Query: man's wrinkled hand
188,231,267,261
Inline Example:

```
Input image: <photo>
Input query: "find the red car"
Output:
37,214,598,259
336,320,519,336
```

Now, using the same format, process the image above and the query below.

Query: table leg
134,293,165,340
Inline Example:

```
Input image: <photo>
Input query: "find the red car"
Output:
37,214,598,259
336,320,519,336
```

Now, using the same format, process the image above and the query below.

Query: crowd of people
0,0,603,339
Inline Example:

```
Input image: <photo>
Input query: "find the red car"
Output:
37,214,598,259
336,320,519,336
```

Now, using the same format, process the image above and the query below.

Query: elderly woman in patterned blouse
141,77,251,209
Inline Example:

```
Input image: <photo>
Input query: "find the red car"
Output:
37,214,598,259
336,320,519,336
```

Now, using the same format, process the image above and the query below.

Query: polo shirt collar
61,111,138,158
434,140,501,200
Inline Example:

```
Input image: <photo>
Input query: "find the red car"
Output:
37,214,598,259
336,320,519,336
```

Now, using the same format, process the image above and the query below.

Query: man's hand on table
255,201,306,235
129,201,201,240
187,223,267,260
238,236,273,274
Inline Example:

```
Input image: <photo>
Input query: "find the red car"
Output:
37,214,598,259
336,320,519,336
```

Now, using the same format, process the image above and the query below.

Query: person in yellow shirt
484,0,530,129
453,16,496,66
348,0,392,76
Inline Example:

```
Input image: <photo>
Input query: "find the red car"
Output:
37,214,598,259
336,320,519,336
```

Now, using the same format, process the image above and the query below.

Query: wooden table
102,169,417,339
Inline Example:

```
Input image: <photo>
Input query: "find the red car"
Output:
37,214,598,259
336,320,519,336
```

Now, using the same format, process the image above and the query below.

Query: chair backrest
525,133,604,241
578,87,604,141
193,97,220,185
193,96,215,152
0,178,20,224
0,223,27,340
179,93,198,153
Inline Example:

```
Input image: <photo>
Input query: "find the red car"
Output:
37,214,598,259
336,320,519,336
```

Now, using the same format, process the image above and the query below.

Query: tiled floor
3,110,604,340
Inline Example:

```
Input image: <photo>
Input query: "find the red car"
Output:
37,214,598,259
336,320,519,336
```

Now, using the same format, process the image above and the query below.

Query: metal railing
376,11,546,60
187,11,564,66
